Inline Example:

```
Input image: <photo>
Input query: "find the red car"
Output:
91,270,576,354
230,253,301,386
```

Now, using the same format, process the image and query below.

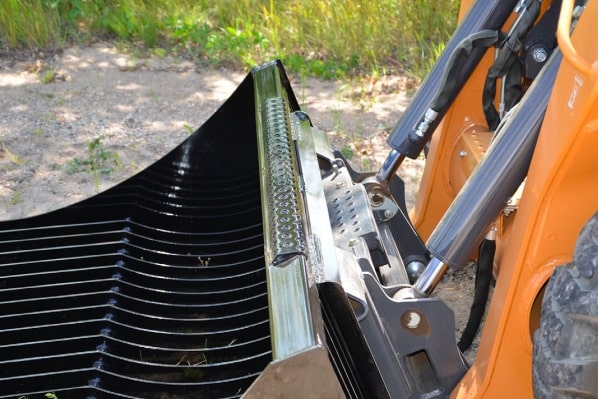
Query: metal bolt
370,193,384,207
459,150,467,157
384,209,395,219
532,47,547,63
348,238,358,247
336,181,344,189
405,261,426,284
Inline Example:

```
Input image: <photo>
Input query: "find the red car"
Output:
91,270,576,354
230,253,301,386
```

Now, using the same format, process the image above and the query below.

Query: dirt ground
0,43,480,361
0,43,424,219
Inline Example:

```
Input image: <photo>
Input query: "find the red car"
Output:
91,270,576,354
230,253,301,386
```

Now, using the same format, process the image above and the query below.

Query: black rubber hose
432,30,499,113
398,30,500,159
458,238,495,352
388,0,521,157
482,0,541,130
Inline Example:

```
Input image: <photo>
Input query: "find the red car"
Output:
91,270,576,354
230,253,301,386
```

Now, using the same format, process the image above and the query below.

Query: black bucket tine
0,72,270,398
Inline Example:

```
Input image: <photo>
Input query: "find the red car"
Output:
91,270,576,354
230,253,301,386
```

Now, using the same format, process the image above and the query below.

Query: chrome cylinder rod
413,257,448,296
375,149,405,183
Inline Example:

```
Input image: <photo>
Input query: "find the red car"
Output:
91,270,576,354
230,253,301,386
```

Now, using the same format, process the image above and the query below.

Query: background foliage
0,0,459,78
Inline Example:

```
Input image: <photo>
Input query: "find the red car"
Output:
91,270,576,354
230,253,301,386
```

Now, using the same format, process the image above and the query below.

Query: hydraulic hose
482,0,541,130
386,0,520,159
458,234,495,352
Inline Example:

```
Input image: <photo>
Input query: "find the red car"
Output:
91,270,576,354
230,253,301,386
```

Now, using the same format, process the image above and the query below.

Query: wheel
533,212,598,398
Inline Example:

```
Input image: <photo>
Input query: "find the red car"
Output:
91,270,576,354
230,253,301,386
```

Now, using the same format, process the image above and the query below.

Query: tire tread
533,213,598,399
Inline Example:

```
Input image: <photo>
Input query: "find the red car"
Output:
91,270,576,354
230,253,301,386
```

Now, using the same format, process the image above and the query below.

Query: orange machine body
409,0,598,396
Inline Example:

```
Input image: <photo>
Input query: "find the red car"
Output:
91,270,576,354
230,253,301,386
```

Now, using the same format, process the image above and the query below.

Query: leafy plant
39,69,57,84
66,138,122,192
340,146,354,160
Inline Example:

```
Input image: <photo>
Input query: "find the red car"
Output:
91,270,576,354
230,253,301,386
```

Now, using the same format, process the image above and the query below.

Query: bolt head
370,193,384,207
532,47,548,63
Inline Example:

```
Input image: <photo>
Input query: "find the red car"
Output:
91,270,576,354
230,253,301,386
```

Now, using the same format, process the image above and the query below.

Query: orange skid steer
0,0,597,398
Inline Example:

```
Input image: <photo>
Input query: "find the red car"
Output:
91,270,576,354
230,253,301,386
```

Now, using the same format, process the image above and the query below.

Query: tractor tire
533,212,598,399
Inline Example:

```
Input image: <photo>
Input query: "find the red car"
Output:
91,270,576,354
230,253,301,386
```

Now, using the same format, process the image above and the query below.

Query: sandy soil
0,43,480,361
0,43,422,220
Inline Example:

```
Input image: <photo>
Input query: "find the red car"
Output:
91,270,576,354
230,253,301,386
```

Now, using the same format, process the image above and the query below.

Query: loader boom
0,0,597,398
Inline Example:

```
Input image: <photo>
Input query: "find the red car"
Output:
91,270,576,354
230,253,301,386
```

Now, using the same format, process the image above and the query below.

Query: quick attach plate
323,170,379,251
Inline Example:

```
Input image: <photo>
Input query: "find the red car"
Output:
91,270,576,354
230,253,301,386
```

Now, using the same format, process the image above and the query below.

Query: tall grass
0,0,61,48
0,0,459,78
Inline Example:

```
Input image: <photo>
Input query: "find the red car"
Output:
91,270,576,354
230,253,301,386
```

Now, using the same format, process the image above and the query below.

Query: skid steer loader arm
2,0,598,398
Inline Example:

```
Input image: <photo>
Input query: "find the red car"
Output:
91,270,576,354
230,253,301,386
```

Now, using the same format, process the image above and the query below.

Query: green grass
0,0,459,79
66,137,122,192
0,0,61,49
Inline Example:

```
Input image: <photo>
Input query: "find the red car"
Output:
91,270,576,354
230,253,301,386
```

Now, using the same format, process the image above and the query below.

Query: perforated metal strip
261,97,305,265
